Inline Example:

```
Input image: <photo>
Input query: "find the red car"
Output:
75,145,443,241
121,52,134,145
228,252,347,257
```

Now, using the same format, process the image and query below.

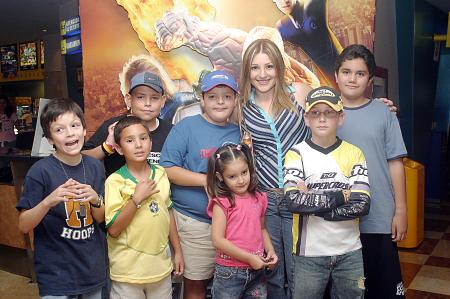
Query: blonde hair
240,38,296,117
119,54,176,97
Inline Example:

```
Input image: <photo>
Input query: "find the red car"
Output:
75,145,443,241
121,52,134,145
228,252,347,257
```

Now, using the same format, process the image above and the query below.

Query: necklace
55,154,87,217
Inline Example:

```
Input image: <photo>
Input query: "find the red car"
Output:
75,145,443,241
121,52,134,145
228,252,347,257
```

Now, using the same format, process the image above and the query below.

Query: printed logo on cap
310,88,336,99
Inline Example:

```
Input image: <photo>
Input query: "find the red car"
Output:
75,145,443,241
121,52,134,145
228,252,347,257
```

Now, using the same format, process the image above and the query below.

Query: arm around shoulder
292,82,312,109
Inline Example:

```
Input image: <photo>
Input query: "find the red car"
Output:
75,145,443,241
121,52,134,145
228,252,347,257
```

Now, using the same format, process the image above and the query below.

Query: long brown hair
240,39,297,118
207,143,258,207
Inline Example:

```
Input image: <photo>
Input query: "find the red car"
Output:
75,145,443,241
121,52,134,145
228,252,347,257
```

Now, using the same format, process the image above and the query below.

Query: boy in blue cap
160,70,241,299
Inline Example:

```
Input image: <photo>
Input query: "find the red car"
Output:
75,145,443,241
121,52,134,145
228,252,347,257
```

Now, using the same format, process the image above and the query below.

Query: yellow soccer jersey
105,164,173,283
284,138,370,256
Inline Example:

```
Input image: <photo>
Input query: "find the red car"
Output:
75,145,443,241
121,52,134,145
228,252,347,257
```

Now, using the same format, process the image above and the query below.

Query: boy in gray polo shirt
335,44,407,299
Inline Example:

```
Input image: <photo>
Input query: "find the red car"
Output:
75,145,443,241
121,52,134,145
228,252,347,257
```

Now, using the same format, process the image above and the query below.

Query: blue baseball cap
200,70,239,93
129,71,164,94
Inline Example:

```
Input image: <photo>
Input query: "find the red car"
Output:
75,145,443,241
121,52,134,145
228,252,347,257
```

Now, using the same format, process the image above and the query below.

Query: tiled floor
399,201,450,298
0,202,449,299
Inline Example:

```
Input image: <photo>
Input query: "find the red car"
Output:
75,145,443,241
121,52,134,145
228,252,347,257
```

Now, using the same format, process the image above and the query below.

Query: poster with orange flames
80,0,376,136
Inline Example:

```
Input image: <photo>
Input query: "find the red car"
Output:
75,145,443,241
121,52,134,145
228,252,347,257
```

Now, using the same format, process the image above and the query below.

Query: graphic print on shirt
61,201,95,240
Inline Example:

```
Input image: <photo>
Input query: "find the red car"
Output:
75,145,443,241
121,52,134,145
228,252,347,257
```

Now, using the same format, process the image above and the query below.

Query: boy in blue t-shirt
335,44,407,299
160,70,240,299
17,99,107,298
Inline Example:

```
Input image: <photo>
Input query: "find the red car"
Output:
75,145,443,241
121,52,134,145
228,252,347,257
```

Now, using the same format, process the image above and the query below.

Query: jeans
212,264,267,299
41,288,102,299
264,190,293,299
293,249,365,299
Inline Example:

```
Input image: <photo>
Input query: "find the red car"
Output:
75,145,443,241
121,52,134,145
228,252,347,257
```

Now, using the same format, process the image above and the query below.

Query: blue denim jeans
293,249,365,299
41,287,102,299
212,264,267,299
264,189,294,299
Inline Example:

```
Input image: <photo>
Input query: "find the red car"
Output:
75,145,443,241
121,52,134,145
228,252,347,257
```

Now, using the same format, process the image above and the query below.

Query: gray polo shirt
337,99,407,234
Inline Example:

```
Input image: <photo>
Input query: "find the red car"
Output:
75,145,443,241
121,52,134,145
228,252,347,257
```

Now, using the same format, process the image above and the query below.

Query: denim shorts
212,264,267,298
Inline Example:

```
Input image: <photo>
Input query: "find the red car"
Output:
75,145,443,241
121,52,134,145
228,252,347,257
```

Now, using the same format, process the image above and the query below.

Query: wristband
102,142,115,156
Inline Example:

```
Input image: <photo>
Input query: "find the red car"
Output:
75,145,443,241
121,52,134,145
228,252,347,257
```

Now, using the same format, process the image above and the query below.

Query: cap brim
202,83,239,93
129,83,164,95
305,100,343,113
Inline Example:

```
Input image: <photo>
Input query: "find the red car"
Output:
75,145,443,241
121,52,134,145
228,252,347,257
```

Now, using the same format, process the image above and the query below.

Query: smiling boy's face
48,112,86,161
200,85,237,126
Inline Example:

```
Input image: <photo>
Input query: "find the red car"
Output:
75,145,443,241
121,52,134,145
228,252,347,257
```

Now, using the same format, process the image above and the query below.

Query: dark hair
40,98,85,139
334,44,376,78
206,143,258,207
113,115,150,144
0,95,15,118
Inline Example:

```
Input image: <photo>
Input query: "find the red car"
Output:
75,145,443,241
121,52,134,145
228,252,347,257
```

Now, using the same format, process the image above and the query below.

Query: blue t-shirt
16,155,107,296
160,115,240,223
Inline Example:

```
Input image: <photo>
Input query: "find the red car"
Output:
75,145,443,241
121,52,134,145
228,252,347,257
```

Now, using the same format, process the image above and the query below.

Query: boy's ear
115,144,124,156
215,172,223,182
199,94,206,108
303,113,311,128
337,111,345,127
46,136,54,145
160,94,167,108
124,93,132,110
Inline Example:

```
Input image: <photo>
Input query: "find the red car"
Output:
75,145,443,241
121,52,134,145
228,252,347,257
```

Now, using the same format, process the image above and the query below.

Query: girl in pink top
206,143,278,298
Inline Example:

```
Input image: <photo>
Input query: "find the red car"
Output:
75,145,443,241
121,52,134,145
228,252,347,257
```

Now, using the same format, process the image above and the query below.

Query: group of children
16,43,406,299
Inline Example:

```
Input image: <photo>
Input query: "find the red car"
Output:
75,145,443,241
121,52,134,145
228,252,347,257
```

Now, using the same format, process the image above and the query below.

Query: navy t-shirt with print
16,155,107,296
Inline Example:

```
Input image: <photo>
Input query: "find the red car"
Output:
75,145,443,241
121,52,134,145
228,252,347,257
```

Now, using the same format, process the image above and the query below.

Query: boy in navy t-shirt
17,99,107,298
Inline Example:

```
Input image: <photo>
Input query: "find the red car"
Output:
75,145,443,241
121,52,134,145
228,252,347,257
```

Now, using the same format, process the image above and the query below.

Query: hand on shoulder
291,82,312,109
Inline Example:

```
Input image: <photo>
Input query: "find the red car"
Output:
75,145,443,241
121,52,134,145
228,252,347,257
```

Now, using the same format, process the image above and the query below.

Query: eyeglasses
306,110,341,119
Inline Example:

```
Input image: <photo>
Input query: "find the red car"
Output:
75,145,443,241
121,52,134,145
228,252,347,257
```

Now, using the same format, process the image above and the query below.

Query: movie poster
80,0,376,136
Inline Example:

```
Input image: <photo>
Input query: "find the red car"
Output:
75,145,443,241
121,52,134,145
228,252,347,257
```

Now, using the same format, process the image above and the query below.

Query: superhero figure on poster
155,12,320,88
273,0,342,80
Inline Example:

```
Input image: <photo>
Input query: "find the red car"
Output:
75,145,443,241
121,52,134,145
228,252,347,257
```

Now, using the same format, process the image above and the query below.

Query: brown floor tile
400,262,422,288
399,251,429,265
426,256,450,268
401,238,439,255
425,219,450,232
408,265,450,295
0,270,38,299
425,231,445,239
432,240,450,258
406,289,450,299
